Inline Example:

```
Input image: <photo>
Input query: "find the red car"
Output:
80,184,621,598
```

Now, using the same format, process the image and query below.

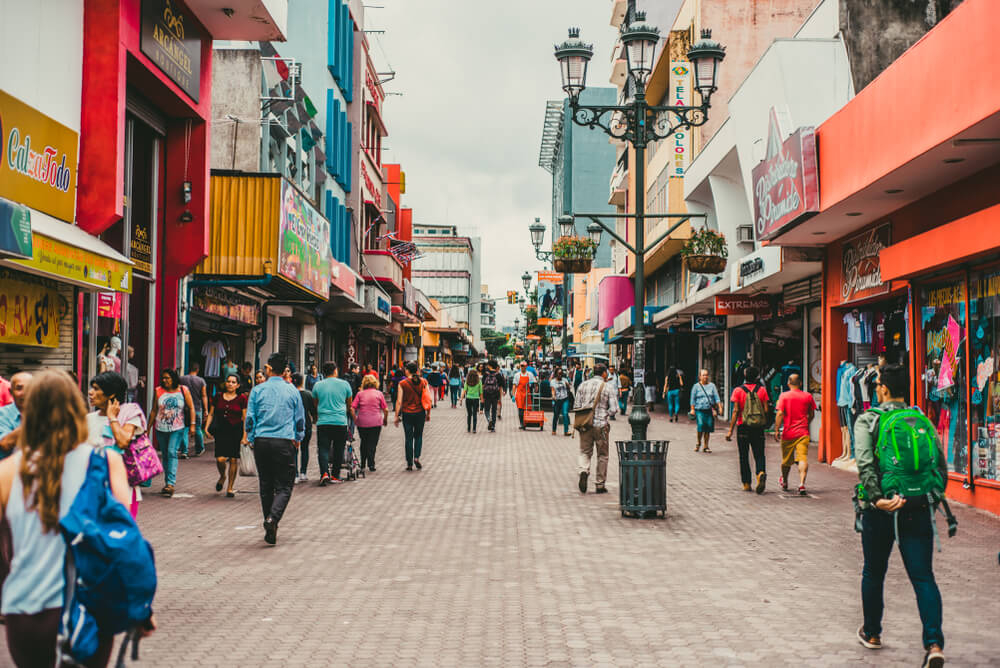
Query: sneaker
922,645,944,668
319,473,330,487
406,464,413,471
300,473,308,482
798,485,807,496
263,518,277,545
161,485,175,498
329,477,343,484
595,486,608,494
414,459,422,470
857,626,881,650
779,476,788,491
578,471,589,494
755,471,767,495
179,452,189,460
193,447,205,457
742,483,752,492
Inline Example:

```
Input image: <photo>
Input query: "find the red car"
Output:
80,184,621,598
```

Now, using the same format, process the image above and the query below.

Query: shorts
694,409,715,433
838,405,850,426
781,435,810,468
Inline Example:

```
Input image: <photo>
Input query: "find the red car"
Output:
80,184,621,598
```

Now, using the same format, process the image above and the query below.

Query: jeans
357,426,381,469
666,389,681,416
861,506,944,649
736,424,766,484
181,410,204,455
450,384,460,407
402,410,425,464
552,397,570,434
316,424,348,479
483,396,499,428
618,395,628,415
252,437,297,524
157,429,186,486
466,398,480,431
298,424,313,474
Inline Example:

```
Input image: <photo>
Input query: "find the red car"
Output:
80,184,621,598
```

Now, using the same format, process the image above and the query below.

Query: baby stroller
340,440,365,481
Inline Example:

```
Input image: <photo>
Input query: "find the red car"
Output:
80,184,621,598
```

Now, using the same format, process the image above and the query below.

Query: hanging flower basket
684,254,727,274
552,236,597,274
681,228,728,275
553,258,593,274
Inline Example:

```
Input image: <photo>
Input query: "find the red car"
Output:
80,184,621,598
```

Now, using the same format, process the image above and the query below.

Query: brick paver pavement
8,400,997,666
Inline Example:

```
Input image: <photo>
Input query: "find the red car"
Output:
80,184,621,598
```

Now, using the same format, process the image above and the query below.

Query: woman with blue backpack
0,370,157,667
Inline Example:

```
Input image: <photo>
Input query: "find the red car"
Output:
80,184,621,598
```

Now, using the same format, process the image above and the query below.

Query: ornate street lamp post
553,16,724,440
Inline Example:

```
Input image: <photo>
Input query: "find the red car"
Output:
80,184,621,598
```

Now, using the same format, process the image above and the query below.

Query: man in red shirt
773,374,817,495
725,366,770,493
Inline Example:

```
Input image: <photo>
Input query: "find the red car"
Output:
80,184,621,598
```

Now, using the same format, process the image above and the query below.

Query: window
969,268,1000,482
920,278,968,475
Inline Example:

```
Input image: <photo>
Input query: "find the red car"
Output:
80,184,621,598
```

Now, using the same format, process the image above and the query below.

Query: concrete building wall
210,49,263,171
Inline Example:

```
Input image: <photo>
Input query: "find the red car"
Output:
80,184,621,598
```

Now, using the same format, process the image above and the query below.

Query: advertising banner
668,62,692,177
536,271,564,326
0,270,60,347
752,109,819,241
12,233,131,293
0,89,79,222
279,180,331,299
840,223,891,304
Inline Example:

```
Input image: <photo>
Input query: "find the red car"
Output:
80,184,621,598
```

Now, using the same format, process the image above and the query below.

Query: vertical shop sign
841,223,891,304
752,109,819,241
668,62,691,177
536,271,564,326
0,271,60,347
0,90,79,222
279,180,331,299
130,215,152,277
0,197,32,260
140,0,204,102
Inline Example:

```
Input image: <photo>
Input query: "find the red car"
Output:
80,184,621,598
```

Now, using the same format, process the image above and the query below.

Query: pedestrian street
23,403,996,667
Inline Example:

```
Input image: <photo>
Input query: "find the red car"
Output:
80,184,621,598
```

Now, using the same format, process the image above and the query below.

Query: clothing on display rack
201,339,227,378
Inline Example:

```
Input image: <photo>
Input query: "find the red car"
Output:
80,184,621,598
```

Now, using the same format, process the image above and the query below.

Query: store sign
692,314,727,331
668,62,692,177
330,258,357,299
12,233,131,293
365,69,384,112
360,160,382,208
0,90,79,222
841,223,891,304
377,296,390,315
192,287,260,326
752,109,819,241
140,0,203,102
130,215,152,277
97,292,122,319
714,295,773,316
0,271,60,347
279,180,331,299
403,278,416,314
0,197,32,259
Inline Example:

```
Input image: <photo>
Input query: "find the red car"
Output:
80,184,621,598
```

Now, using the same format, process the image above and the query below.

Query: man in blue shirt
245,353,305,545
0,372,32,458
312,361,355,485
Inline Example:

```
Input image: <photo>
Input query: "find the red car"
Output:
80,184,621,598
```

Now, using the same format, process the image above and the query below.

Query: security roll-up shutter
277,320,302,372
783,275,822,306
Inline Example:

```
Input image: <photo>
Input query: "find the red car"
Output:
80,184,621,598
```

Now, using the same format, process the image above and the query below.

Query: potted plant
552,236,597,273
681,228,728,274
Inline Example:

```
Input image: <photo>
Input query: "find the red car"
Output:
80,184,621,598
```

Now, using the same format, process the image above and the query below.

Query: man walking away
725,366,770,494
312,362,354,485
773,374,816,495
688,369,722,453
293,373,317,482
245,353,305,545
574,363,617,494
481,360,505,431
179,362,208,457
854,364,947,667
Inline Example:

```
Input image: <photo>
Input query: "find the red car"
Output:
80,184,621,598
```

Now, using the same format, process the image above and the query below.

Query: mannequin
99,336,123,374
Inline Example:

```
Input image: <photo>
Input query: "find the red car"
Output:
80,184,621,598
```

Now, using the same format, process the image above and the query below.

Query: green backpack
868,407,944,498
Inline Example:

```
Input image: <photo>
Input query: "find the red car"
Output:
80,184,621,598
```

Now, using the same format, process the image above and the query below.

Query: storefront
766,0,1000,513
187,286,261,387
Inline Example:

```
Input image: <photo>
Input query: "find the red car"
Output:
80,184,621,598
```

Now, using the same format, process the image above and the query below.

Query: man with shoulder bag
853,364,952,668
572,364,617,494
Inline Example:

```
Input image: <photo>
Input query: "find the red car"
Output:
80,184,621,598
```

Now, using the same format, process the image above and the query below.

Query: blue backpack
57,448,157,665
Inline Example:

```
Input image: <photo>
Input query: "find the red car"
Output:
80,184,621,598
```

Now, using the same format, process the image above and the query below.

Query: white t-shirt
843,313,863,344
201,340,226,377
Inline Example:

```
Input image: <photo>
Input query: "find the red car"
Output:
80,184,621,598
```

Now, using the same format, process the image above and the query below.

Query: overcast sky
371,1,615,329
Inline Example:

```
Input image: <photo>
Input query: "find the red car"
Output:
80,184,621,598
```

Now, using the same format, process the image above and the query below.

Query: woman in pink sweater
351,374,389,472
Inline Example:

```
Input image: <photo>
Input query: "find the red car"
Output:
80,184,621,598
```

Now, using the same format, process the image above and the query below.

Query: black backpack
482,370,502,398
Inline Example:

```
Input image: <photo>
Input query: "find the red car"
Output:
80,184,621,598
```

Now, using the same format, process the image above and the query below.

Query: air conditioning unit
736,225,754,244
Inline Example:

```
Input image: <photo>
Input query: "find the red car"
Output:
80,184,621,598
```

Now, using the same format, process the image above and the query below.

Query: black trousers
483,395,499,428
357,425,381,469
466,398,480,431
736,424,766,484
252,437,297,523
298,423,312,474
317,424,349,479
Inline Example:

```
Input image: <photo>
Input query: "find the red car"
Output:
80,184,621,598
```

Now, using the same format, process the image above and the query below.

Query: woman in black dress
205,373,247,497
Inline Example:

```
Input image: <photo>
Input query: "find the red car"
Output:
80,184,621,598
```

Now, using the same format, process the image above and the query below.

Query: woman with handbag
148,369,196,498
86,372,152,518
204,373,247,497
395,362,431,471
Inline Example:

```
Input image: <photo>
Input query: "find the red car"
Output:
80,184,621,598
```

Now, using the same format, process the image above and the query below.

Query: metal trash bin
617,440,668,518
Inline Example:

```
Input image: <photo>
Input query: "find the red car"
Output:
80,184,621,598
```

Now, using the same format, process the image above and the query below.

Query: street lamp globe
620,12,660,88
517,295,526,313
558,215,575,239
521,271,532,293
529,218,546,249
586,221,603,246
554,28,593,101
687,29,726,102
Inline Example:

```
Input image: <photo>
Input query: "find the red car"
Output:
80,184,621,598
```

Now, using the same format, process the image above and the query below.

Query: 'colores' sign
668,62,692,177
752,109,819,241
0,90,78,222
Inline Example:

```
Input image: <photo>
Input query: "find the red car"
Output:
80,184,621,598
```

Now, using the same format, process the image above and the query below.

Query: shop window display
920,280,967,475
969,268,1000,482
